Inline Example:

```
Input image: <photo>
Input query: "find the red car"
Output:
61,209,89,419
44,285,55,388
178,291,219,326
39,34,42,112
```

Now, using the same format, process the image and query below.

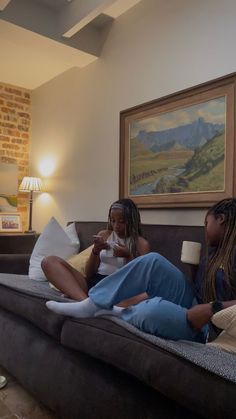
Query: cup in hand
181,241,202,265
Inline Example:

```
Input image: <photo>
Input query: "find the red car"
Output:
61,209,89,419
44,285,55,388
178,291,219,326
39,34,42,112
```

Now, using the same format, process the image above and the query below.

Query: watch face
211,300,223,314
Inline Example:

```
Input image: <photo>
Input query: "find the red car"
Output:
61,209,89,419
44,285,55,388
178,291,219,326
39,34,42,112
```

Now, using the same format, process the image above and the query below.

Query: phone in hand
93,235,103,243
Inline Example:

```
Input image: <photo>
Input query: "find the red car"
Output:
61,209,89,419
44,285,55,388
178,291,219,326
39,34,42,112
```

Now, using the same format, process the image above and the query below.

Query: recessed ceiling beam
61,0,115,38
62,0,142,38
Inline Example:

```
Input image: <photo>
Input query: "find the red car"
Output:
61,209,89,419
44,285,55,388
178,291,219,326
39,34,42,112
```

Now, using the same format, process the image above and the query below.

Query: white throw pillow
29,217,80,281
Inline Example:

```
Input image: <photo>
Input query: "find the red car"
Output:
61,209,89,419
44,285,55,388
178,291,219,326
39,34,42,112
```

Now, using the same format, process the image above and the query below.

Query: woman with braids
42,198,150,304
46,198,236,343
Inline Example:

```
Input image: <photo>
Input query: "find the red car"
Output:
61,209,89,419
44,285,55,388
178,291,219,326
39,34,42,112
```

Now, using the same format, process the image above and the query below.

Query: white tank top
97,231,131,276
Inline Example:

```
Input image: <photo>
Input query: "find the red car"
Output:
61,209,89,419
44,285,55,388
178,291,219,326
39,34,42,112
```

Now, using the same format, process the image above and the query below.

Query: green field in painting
130,138,193,187
130,133,224,194
186,160,224,192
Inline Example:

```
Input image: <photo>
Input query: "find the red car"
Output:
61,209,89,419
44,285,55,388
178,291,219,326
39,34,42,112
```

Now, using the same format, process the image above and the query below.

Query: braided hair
203,198,236,302
107,198,142,257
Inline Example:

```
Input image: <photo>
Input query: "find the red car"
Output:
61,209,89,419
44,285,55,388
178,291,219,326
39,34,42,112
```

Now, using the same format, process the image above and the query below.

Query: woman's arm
136,236,151,256
125,236,150,262
114,236,150,262
85,230,110,279
187,300,236,331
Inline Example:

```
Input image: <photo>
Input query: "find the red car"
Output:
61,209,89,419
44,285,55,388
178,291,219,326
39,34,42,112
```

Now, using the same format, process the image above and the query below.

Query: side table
0,233,39,254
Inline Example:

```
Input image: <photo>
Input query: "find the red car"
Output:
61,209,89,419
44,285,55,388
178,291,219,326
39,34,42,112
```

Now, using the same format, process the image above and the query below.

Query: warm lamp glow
19,177,43,233
39,192,50,204
39,157,55,177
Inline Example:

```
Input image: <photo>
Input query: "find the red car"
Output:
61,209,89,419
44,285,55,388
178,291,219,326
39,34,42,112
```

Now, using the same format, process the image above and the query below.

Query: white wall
32,0,236,231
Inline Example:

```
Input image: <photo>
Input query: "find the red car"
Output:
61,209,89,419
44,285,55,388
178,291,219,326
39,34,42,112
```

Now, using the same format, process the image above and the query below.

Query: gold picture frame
120,73,236,208
0,212,22,233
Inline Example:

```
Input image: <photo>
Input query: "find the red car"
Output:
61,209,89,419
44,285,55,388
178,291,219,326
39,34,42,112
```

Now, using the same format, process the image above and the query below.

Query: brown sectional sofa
0,222,235,419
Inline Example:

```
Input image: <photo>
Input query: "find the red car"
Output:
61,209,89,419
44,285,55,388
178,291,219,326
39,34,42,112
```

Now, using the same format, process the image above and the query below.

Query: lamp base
24,230,36,234
0,376,7,389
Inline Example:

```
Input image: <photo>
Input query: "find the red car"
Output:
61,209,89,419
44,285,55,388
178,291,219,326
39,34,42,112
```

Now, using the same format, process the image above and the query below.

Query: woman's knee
141,252,170,265
140,251,178,281
142,252,158,259
41,255,61,272
138,252,163,265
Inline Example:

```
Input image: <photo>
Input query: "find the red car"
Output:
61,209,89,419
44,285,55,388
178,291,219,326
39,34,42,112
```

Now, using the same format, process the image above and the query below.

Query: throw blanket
0,273,235,384
0,273,72,301
101,315,236,384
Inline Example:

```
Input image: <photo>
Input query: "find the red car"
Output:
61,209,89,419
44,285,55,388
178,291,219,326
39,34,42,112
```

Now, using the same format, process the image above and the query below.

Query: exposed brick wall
0,82,31,231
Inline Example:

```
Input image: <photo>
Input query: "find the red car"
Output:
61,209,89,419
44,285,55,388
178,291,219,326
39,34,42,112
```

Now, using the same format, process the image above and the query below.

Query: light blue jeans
89,253,208,342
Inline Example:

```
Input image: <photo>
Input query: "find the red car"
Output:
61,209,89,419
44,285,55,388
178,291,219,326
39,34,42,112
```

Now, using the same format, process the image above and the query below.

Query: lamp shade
19,177,42,192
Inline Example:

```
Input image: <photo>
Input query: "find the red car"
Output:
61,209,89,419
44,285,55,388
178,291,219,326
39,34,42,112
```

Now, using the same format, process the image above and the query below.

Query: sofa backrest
74,221,205,275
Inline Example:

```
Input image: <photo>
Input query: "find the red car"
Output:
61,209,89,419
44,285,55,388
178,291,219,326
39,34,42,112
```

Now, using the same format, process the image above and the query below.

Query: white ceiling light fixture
0,0,11,11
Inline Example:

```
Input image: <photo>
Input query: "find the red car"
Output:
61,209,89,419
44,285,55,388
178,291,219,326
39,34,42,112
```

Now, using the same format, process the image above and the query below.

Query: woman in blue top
46,198,236,342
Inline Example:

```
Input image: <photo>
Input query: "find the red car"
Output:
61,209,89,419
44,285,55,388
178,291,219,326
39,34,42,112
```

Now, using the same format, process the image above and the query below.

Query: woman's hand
187,300,236,331
112,242,131,259
93,236,109,255
187,303,212,330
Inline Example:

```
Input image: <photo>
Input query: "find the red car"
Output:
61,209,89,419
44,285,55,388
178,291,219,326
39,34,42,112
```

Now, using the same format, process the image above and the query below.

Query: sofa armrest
0,254,30,274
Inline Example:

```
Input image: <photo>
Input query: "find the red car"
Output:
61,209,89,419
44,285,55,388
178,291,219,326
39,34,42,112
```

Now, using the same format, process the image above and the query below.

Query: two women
46,198,236,342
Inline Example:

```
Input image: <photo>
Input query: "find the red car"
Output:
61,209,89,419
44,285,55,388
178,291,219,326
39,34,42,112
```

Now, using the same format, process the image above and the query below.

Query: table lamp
19,176,43,233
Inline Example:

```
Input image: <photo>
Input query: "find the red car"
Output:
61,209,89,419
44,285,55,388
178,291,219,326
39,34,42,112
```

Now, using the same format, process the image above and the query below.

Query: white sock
94,306,124,318
46,297,99,318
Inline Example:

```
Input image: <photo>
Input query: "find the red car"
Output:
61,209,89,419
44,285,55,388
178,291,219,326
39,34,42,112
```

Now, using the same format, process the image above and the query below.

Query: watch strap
210,300,224,314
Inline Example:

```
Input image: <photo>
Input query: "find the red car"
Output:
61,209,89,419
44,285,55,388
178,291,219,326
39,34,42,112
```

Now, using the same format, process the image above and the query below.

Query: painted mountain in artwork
130,117,225,195
136,117,225,152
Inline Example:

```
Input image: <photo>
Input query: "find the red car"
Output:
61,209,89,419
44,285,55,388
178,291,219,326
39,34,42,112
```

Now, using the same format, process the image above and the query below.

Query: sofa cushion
66,245,93,277
0,307,202,419
61,316,236,419
0,274,70,339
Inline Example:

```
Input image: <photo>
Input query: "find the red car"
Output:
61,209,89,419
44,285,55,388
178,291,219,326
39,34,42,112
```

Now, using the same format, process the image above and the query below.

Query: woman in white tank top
42,199,150,306
97,231,131,276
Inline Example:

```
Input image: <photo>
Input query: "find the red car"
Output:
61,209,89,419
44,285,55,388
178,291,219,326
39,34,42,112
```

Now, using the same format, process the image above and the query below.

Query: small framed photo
0,212,22,233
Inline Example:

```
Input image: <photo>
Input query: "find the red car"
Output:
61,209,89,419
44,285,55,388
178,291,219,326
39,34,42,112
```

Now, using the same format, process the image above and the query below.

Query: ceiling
0,0,142,89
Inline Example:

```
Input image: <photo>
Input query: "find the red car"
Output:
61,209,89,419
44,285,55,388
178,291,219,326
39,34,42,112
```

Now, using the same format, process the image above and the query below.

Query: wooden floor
0,365,57,419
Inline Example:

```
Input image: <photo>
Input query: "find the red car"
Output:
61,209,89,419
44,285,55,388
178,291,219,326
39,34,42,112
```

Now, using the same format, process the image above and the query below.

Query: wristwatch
210,300,224,314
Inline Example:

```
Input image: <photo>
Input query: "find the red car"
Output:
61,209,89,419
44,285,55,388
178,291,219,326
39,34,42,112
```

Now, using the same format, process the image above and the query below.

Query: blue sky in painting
131,96,226,137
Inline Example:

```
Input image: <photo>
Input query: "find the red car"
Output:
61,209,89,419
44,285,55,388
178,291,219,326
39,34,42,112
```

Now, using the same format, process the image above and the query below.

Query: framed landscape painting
120,73,236,208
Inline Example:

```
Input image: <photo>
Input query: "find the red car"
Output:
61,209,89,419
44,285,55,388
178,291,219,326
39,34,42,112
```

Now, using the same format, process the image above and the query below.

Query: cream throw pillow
66,245,93,277
208,305,236,353
29,217,80,281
